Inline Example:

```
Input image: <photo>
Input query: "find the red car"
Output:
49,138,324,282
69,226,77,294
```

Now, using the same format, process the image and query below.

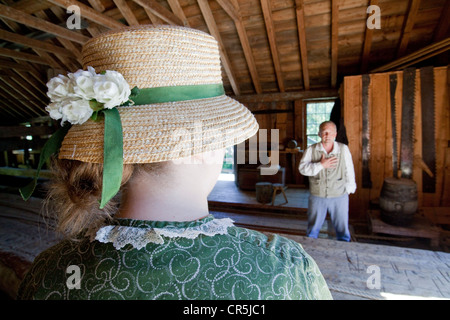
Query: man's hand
320,154,338,169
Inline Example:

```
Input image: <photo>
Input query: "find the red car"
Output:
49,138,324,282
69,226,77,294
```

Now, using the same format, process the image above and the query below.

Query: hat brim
58,95,258,164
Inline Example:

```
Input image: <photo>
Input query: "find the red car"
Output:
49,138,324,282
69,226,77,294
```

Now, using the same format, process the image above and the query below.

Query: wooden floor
208,179,310,208
0,191,449,300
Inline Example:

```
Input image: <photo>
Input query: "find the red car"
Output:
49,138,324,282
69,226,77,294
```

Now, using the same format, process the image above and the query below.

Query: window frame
302,98,337,150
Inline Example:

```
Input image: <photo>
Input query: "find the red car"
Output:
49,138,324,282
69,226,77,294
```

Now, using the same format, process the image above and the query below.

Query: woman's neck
116,175,209,222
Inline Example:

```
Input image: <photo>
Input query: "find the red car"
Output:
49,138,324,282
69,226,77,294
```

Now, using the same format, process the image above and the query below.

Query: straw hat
58,25,258,164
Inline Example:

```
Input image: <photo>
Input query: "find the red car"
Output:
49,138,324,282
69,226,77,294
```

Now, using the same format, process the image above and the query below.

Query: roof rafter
0,3,90,44
396,0,420,58
47,0,124,29
113,0,140,26
360,0,378,73
260,0,284,92
133,0,183,26
197,0,240,95
330,0,339,88
294,0,310,90
217,0,262,93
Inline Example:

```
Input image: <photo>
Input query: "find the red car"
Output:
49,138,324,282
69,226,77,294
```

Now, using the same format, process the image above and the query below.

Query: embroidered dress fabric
17,215,332,300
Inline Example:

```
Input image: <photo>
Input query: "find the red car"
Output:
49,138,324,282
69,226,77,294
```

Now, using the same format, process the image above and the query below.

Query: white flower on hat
70,66,97,101
60,98,93,125
45,67,133,125
46,74,73,102
45,102,63,120
93,70,131,109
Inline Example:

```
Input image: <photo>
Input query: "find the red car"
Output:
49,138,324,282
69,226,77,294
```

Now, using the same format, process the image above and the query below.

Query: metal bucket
379,177,418,226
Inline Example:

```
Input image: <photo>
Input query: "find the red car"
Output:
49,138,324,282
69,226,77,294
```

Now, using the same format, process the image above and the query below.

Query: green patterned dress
17,215,332,300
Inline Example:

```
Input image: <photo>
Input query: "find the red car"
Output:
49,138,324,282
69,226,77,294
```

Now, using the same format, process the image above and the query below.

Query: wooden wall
343,66,449,221
239,90,338,185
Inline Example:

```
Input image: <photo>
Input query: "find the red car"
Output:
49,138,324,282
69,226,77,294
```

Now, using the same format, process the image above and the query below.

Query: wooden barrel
255,182,273,204
379,177,418,226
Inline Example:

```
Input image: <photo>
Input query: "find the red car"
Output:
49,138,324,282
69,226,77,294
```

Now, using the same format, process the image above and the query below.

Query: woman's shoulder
226,226,313,265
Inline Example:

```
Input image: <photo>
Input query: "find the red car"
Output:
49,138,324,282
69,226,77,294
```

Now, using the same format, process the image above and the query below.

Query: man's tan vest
308,142,347,198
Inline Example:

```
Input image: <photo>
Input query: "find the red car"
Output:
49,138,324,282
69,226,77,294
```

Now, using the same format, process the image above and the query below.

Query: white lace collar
89,217,235,250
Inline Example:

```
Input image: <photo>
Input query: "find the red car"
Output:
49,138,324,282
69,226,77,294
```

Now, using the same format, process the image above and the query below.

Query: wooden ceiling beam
260,0,284,92
0,101,20,119
396,0,420,58
143,8,165,24
371,37,450,72
87,0,106,13
217,0,262,94
0,4,90,44
133,0,183,26
295,0,310,90
33,9,83,68
232,88,338,103
113,0,140,26
10,0,52,14
167,0,189,26
0,76,45,115
360,0,378,73
0,89,27,118
0,47,51,66
32,48,66,70
330,0,339,88
11,69,47,101
47,0,124,29
433,0,450,42
0,80,41,118
197,0,240,95
5,70,48,105
0,29,76,58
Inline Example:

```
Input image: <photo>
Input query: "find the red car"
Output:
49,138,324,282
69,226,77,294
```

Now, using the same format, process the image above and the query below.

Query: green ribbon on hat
130,83,224,105
20,83,225,208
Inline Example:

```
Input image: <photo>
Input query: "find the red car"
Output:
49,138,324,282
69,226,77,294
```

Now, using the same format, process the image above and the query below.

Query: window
305,101,335,147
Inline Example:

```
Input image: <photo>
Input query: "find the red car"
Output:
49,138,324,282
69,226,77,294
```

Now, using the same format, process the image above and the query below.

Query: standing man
299,121,356,241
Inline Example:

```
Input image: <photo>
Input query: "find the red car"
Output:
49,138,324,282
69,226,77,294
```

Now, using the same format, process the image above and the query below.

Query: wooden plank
369,73,388,201
434,67,450,207
133,0,183,26
197,0,240,95
0,88,33,118
290,233,450,300
217,0,262,93
414,69,424,206
0,167,52,179
0,47,50,66
360,0,377,73
0,126,53,139
371,38,450,73
420,207,450,225
368,210,440,247
113,0,140,26
397,0,421,58
330,0,339,88
441,147,450,207
432,0,450,42
0,4,90,44
260,0,285,92
47,0,124,29
0,79,43,117
294,0,310,90
167,0,190,26
232,88,338,103
0,29,75,58
343,75,364,219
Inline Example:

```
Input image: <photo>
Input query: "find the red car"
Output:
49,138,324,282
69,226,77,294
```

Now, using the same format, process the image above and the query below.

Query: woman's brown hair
43,158,165,239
